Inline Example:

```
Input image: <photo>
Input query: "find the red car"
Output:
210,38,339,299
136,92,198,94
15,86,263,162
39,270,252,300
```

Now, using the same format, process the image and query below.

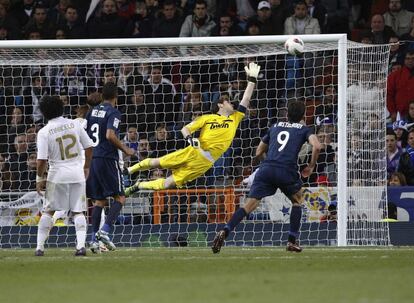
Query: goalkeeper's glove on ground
244,62,261,83
186,135,200,148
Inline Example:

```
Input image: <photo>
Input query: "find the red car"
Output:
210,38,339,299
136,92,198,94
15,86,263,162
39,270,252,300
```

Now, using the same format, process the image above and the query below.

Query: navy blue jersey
261,122,312,171
86,102,121,160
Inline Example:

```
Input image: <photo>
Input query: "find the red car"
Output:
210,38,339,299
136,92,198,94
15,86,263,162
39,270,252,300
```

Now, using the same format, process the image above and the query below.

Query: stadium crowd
0,0,414,198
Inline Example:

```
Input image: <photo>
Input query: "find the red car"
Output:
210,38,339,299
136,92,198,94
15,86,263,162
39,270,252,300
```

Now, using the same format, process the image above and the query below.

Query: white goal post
0,35,390,248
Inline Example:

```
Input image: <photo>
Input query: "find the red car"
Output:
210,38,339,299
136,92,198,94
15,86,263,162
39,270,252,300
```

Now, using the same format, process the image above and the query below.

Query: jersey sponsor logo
91,109,106,118
276,122,303,129
206,120,232,129
48,123,75,135
113,118,120,128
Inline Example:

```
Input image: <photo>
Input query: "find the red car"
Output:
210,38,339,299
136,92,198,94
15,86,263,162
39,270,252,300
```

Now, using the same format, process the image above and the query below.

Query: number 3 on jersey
90,123,100,147
277,131,290,151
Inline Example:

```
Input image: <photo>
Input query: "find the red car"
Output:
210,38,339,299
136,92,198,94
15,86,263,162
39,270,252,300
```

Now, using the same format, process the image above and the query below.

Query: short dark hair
102,82,118,100
39,95,64,120
386,128,397,138
287,100,305,123
211,93,230,113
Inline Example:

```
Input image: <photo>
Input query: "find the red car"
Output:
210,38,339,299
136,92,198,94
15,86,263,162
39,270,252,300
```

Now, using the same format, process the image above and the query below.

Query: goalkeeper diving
124,62,260,194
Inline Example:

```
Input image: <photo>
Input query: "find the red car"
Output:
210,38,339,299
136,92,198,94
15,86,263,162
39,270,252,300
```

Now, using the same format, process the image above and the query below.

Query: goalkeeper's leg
127,158,160,174
35,212,54,256
125,176,176,196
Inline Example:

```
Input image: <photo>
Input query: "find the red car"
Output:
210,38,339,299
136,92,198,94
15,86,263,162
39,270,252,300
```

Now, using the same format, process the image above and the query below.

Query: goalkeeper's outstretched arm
240,62,260,109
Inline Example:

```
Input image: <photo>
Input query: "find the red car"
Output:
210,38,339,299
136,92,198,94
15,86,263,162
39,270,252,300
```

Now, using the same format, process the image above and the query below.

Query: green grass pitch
0,247,413,303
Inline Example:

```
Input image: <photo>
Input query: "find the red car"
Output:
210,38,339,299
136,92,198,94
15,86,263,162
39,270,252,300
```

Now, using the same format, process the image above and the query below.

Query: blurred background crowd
0,0,414,195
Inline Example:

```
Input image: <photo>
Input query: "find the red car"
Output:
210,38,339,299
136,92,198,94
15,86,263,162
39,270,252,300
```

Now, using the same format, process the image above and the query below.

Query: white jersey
37,116,93,183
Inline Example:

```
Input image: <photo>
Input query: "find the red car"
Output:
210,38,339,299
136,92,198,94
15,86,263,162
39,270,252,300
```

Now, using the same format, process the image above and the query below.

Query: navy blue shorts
86,157,124,200
248,165,302,199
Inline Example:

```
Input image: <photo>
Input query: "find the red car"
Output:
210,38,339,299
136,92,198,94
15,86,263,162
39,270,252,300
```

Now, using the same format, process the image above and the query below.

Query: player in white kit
35,96,93,256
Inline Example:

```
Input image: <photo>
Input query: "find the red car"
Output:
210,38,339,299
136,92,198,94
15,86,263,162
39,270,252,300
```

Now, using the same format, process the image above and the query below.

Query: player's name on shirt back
277,121,303,129
48,122,75,135
91,108,107,118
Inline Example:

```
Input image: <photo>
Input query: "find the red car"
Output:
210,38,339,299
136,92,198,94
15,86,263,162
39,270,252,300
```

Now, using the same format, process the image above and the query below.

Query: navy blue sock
289,205,302,243
103,201,123,232
91,206,103,241
224,208,247,237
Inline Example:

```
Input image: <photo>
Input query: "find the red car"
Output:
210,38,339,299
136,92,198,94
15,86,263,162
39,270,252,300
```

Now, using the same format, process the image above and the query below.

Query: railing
152,188,237,224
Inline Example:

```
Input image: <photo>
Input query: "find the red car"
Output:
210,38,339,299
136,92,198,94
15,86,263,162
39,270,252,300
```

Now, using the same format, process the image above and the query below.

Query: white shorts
44,181,87,213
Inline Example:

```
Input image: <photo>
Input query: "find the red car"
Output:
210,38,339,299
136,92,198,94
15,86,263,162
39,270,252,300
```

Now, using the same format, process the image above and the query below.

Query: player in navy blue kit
212,101,322,253
86,82,135,253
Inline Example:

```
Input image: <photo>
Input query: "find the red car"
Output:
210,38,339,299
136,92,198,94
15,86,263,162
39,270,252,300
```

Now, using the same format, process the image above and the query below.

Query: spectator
116,0,136,20
400,16,414,53
247,1,275,35
25,124,38,152
7,133,29,190
0,153,11,191
370,14,396,44
320,203,337,222
302,128,335,186
48,0,71,26
55,27,67,39
126,86,146,132
383,0,414,37
245,19,261,35
305,0,326,33
388,35,404,73
23,4,56,39
284,1,320,35
387,129,403,179
20,152,37,190
6,106,28,149
87,0,132,38
268,0,290,35
152,0,184,38
22,72,49,123
143,65,177,130
212,13,243,36
406,100,414,124
387,51,414,121
10,0,36,30
58,5,87,39
319,0,348,34
233,0,257,29
179,0,216,37
314,86,337,127
397,129,414,184
388,171,407,186
131,1,153,38
25,27,42,39
150,123,177,157
122,125,139,163
0,0,20,39
54,64,87,114
393,116,409,149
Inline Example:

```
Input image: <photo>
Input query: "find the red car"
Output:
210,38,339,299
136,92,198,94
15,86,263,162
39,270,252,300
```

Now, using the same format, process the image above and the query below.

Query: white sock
74,214,87,250
36,213,53,251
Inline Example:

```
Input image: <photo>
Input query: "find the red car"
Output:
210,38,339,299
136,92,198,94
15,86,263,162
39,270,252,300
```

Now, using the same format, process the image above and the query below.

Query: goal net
0,36,390,248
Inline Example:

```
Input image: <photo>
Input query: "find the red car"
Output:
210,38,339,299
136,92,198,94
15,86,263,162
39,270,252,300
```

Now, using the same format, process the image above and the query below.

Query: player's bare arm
84,147,93,179
301,134,322,178
255,141,268,162
106,129,135,156
36,159,47,196
239,62,261,109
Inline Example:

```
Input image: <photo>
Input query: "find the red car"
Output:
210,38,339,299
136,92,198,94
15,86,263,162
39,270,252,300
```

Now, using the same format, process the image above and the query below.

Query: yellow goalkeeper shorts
159,146,214,187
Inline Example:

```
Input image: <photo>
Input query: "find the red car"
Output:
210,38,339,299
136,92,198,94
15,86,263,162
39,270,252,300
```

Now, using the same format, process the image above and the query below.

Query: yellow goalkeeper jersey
185,109,245,161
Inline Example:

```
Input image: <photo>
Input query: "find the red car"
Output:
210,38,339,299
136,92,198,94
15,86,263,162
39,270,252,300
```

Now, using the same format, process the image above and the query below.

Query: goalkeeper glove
244,62,261,83
186,135,200,148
